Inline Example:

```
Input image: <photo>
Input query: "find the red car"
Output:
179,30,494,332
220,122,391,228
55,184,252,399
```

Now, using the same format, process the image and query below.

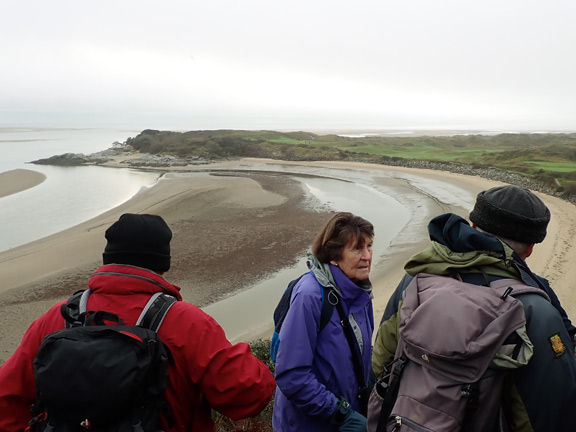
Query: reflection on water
0,127,158,252
303,177,408,260
202,175,409,341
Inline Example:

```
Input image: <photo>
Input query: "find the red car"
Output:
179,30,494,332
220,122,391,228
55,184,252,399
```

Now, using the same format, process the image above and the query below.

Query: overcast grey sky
2,0,575,131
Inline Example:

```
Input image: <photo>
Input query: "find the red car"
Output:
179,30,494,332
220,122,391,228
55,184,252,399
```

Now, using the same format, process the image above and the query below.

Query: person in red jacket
0,213,276,432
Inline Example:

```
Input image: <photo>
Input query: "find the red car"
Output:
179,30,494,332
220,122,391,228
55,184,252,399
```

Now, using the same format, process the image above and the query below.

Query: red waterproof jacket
0,264,276,431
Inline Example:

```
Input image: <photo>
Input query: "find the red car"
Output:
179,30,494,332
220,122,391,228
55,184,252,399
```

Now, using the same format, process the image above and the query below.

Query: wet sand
0,169,46,198
1,159,575,362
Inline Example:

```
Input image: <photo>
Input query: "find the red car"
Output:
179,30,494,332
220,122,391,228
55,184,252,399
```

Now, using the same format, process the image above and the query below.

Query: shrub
563,182,576,196
249,338,275,375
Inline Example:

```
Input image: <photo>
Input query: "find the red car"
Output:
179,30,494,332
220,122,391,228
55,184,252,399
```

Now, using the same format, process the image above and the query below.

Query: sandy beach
1,159,575,363
0,169,46,198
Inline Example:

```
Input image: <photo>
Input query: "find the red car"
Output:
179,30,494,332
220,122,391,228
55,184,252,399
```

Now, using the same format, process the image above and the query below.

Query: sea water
0,127,160,252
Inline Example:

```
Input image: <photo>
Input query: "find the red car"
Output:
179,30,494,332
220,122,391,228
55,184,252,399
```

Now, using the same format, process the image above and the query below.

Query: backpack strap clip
374,354,407,432
84,310,125,326
26,411,48,432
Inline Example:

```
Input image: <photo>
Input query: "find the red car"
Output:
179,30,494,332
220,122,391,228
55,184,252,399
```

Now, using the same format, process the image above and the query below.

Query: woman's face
331,234,373,282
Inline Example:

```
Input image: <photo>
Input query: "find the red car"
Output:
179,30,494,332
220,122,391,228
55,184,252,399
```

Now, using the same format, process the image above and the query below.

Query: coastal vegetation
124,129,576,198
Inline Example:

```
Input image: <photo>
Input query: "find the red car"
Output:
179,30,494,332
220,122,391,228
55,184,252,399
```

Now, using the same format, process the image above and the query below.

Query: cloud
2,0,576,130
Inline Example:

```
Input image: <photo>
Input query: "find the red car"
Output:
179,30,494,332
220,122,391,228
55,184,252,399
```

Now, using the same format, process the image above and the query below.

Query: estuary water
1,127,478,342
0,128,160,252
203,175,410,341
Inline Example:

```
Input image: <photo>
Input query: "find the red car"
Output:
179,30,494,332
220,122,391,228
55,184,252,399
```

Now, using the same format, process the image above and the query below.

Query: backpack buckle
26,412,48,431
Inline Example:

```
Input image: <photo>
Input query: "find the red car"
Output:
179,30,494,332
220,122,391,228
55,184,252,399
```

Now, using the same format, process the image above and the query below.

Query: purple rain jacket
272,252,374,431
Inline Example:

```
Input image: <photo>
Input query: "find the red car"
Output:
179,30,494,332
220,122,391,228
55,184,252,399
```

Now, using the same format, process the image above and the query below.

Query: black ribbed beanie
469,185,550,244
103,213,172,272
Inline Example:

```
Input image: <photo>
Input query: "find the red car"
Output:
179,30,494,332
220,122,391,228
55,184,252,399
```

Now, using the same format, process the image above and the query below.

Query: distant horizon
2,106,576,135
2,123,575,138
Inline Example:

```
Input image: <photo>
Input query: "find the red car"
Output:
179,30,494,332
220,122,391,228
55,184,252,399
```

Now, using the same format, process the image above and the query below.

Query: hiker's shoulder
161,299,218,327
515,290,559,317
291,272,323,298
29,300,68,335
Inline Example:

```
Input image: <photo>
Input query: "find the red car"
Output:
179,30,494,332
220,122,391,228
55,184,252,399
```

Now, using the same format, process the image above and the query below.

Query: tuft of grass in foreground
214,339,275,432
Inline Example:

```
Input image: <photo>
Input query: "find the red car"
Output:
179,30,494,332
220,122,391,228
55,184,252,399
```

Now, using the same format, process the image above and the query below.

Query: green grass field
526,161,576,173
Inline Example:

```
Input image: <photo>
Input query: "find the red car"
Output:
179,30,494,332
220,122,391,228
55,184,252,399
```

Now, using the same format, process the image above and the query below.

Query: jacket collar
89,264,182,300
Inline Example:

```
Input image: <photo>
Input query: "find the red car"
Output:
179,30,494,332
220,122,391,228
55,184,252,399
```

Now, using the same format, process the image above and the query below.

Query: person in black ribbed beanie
0,213,277,431
102,213,172,273
469,185,550,244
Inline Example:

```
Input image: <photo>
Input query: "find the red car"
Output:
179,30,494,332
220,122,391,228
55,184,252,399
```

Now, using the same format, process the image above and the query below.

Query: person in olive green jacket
372,185,576,432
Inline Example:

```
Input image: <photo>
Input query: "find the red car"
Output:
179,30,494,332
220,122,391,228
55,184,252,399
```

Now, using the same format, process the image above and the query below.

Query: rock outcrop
30,152,110,166
30,149,211,168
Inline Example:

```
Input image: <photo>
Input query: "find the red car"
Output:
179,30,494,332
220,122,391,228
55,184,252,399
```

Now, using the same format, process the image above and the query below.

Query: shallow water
200,162,477,340
1,128,477,341
202,175,410,341
0,128,159,252
0,165,160,251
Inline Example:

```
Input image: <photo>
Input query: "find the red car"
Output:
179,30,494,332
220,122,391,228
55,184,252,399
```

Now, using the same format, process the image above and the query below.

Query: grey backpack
367,273,550,432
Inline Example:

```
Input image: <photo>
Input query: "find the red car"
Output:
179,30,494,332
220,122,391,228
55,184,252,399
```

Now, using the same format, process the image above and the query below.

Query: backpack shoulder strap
137,292,178,332
319,283,336,331
61,289,177,332
334,296,366,390
273,273,306,333
274,271,335,332
61,289,91,328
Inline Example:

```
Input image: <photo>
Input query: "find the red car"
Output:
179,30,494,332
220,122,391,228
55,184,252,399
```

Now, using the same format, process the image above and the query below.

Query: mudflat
1,159,574,363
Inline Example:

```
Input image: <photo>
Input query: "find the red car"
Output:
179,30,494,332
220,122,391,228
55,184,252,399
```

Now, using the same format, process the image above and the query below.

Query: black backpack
28,290,177,432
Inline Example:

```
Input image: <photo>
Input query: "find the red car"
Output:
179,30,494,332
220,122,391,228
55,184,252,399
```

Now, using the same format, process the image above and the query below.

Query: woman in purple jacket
273,212,375,432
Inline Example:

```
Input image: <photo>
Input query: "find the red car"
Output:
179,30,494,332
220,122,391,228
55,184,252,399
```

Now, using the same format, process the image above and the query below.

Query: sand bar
1,158,574,362
0,169,46,198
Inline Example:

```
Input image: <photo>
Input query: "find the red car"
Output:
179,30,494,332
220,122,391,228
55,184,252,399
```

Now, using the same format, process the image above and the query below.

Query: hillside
123,129,576,198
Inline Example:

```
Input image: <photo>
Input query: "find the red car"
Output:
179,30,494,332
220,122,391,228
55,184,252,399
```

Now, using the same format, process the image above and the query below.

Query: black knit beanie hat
102,213,172,272
469,185,550,244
